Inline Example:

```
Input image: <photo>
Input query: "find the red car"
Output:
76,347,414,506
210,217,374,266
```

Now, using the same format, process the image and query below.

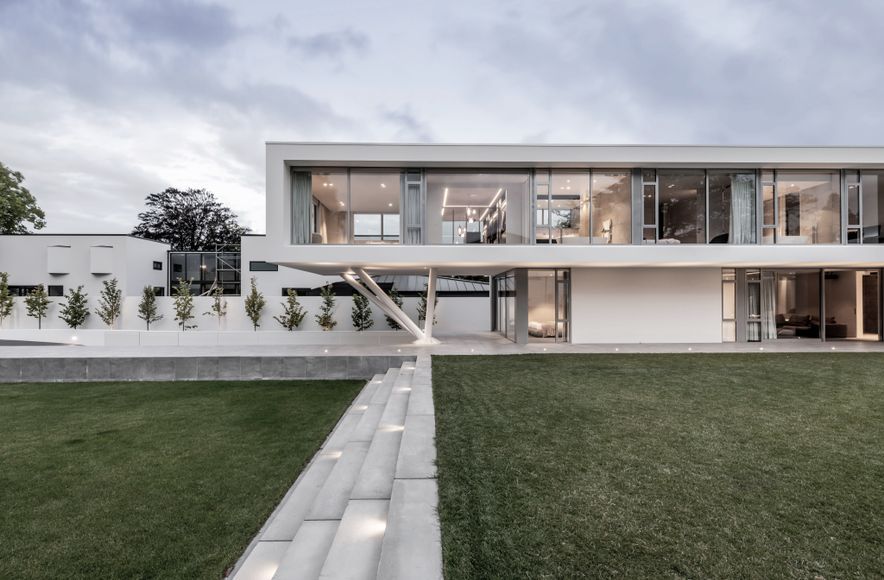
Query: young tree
173,278,196,330
417,284,438,327
351,290,374,331
0,161,46,234
137,286,163,330
0,272,14,328
244,277,266,331
203,286,227,328
315,284,337,331
24,284,51,329
131,187,249,251
385,286,403,330
58,285,90,329
95,278,123,328
274,289,306,331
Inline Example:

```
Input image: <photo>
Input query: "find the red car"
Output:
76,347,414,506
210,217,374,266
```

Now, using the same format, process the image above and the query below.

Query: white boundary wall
0,295,489,343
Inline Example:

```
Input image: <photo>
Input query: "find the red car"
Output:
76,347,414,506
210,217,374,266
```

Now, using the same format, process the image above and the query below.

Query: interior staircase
229,355,442,580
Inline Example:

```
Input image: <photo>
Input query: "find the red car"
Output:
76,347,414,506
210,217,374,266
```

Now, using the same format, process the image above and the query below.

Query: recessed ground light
831,346,836,350
614,347,619,351
759,347,764,351
687,347,692,351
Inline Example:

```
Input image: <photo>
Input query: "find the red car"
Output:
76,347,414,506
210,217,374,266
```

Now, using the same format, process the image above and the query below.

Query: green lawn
434,354,884,579
0,379,362,579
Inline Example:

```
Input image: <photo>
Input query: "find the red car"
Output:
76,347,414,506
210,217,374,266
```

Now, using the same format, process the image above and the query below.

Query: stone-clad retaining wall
0,356,416,383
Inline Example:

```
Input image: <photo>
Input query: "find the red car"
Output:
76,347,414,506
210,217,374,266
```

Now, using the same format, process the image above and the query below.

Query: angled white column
423,268,437,342
340,273,418,339
347,270,429,342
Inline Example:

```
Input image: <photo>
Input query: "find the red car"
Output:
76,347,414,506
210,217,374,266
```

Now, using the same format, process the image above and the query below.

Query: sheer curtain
761,270,777,339
729,175,755,244
291,171,313,244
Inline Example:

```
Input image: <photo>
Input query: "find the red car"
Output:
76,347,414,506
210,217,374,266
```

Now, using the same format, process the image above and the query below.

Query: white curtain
291,171,312,244
761,271,777,339
729,175,755,244
403,177,423,245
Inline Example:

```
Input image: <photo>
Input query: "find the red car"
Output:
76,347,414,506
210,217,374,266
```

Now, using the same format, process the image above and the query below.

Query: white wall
1,293,488,334
570,267,722,343
0,235,168,298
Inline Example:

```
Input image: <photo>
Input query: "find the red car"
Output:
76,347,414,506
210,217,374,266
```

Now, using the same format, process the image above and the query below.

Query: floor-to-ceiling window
534,171,590,244
658,170,706,244
855,170,884,244
708,172,756,244
591,171,632,244
824,270,880,340
309,170,349,244
774,172,841,244
527,269,569,342
350,171,400,244
493,271,517,341
426,172,530,244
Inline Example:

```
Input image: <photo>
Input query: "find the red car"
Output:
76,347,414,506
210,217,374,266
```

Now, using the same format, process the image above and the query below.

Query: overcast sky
2,0,883,234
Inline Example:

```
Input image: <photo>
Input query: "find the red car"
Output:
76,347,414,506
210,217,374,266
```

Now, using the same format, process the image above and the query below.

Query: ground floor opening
724,268,883,343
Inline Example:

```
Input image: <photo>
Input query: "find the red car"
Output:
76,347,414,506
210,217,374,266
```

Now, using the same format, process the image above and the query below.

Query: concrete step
350,364,412,500
394,414,436,480
271,520,339,580
369,368,398,404
318,499,389,580
231,540,289,580
260,451,340,541
307,441,370,520
376,479,443,580
353,374,384,406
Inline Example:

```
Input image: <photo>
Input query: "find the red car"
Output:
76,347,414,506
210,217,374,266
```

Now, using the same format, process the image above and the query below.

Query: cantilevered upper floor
264,143,884,274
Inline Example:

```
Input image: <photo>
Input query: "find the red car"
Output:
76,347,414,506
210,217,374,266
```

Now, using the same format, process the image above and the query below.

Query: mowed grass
0,379,362,579
434,354,884,579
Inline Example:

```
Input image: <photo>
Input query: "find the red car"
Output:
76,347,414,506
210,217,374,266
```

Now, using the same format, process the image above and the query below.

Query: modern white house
263,143,884,344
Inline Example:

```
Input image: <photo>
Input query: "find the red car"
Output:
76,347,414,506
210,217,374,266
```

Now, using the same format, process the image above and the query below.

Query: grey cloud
381,106,434,142
287,29,369,57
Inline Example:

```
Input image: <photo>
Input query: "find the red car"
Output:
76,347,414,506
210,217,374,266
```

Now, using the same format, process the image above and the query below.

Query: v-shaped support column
341,270,436,343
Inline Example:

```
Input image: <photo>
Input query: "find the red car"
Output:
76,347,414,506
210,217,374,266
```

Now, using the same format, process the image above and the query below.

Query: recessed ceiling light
338,201,345,206
388,202,393,207
380,183,386,188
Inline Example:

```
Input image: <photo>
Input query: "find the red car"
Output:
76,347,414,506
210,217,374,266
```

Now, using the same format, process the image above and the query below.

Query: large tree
131,187,249,251
0,162,46,234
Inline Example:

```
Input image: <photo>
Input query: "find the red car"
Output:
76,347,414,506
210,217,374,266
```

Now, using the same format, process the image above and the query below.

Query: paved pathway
228,355,442,580
3,332,884,358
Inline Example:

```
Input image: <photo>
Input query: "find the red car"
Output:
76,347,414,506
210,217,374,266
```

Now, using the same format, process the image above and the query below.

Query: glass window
591,171,631,244
549,172,589,244
722,268,736,342
249,261,279,272
350,171,400,244
311,171,348,244
658,171,706,244
775,172,840,244
708,172,756,244
426,172,530,244
861,171,884,244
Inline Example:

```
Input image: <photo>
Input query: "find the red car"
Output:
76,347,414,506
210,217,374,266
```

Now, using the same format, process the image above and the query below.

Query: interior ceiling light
380,183,386,188
388,202,393,207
